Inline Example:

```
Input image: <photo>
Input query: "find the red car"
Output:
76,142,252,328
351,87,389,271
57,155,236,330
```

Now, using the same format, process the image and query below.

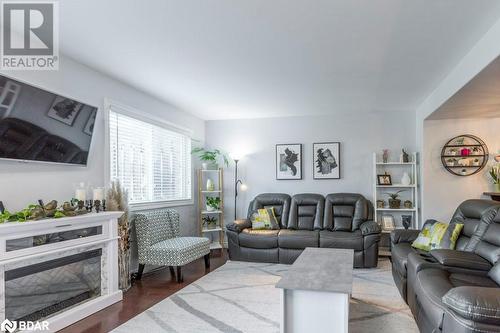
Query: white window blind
109,108,192,204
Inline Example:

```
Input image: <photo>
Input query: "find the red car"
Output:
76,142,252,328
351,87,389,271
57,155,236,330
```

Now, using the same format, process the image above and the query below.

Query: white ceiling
59,0,500,120
428,56,500,120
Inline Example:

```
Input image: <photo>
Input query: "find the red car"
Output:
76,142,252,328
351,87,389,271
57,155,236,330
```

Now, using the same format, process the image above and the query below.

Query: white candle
75,189,86,201
93,188,104,201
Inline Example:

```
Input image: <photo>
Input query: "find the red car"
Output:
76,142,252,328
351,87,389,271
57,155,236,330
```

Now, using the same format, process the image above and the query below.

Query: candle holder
77,200,85,212
85,200,93,213
94,200,101,213
102,199,106,212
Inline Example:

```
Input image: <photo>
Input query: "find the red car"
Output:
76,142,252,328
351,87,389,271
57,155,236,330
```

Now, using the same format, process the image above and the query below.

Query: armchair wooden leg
204,253,210,269
169,266,175,278
136,264,145,280
176,266,183,283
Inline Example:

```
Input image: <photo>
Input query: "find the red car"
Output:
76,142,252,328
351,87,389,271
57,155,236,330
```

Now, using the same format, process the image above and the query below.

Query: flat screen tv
0,74,97,166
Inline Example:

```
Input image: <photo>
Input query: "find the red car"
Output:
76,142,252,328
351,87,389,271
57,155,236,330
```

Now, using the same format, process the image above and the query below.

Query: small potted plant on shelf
385,190,405,209
206,197,221,212
489,164,500,192
191,147,229,170
203,216,218,229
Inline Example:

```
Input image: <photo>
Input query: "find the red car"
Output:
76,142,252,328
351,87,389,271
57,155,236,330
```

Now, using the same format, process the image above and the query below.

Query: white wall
206,111,416,224
423,118,500,222
0,56,204,238
416,17,500,221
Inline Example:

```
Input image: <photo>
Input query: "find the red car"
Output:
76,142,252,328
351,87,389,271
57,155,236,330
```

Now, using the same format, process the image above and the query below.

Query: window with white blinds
109,108,192,205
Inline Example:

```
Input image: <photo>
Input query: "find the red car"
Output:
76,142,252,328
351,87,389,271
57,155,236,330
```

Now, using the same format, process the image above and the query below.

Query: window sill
129,199,194,211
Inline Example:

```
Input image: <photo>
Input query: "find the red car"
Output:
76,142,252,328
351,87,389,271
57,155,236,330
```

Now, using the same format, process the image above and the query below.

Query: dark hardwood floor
59,250,227,333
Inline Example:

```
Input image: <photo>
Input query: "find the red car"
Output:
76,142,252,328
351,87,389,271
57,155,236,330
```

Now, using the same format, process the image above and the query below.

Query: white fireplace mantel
0,211,124,332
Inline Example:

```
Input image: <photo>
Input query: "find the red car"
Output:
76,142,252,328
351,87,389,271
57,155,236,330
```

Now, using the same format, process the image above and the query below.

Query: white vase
206,204,215,212
202,162,208,170
206,178,215,191
401,172,411,186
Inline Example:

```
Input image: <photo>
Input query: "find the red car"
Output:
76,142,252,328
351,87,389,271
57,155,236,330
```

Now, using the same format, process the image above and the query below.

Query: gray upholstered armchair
134,208,210,282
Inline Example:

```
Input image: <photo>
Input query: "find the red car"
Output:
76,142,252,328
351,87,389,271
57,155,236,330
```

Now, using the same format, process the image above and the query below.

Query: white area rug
112,259,417,333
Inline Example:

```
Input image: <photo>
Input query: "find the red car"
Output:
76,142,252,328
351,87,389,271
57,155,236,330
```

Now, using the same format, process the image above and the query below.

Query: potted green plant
206,197,221,212
202,216,218,229
191,147,229,169
489,164,500,192
385,190,405,209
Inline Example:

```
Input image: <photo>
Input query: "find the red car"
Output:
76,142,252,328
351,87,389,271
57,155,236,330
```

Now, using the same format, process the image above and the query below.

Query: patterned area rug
112,259,417,333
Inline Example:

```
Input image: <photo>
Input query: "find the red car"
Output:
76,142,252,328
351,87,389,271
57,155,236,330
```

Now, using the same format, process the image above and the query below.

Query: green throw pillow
429,222,463,250
251,208,279,230
411,220,436,251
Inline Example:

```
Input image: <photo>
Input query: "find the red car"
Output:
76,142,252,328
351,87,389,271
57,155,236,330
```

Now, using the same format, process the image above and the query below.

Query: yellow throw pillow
411,220,436,251
250,208,279,230
429,222,463,250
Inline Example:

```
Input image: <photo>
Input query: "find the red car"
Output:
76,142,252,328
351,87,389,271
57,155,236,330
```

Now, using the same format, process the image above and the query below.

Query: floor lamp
234,159,247,220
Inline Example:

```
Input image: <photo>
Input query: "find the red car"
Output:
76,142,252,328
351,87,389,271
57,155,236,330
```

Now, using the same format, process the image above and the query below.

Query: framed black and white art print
276,144,302,180
313,142,340,179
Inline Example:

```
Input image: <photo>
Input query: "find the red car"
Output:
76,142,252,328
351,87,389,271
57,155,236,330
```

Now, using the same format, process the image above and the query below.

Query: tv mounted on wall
0,74,98,166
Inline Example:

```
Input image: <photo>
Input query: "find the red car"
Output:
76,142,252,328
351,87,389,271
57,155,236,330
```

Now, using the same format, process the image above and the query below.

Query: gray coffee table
276,247,354,333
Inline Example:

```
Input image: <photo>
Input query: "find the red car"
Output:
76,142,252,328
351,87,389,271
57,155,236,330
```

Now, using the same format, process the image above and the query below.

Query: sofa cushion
278,230,319,249
287,194,325,230
248,193,291,228
443,286,500,325
488,261,500,286
392,242,415,278
324,193,370,231
430,249,492,271
319,230,363,251
429,221,463,250
415,268,498,330
239,229,279,249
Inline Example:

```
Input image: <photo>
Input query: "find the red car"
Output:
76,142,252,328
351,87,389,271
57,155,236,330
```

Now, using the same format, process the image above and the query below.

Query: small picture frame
47,96,82,126
377,174,392,185
83,108,98,135
382,215,395,230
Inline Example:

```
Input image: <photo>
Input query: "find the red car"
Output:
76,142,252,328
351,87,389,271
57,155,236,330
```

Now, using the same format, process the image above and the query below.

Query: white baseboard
37,291,123,333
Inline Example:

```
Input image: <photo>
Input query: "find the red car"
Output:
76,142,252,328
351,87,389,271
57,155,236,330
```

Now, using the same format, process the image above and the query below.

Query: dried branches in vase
107,180,131,291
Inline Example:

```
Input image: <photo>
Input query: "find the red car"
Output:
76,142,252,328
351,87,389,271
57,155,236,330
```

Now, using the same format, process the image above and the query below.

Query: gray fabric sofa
226,193,381,268
390,199,500,333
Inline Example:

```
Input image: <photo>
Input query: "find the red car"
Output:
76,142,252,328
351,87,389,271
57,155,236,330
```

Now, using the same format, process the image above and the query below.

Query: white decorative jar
206,178,215,191
401,172,411,186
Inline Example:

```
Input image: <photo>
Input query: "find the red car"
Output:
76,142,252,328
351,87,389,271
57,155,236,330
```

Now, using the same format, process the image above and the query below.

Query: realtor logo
0,319,17,333
1,1,59,70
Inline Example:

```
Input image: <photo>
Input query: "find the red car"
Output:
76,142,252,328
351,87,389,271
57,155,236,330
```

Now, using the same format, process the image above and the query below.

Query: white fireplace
0,211,123,332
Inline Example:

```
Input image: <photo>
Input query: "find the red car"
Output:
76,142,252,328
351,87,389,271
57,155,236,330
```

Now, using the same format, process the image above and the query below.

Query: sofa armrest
430,250,492,271
226,219,252,233
360,220,381,236
390,229,420,244
443,286,500,325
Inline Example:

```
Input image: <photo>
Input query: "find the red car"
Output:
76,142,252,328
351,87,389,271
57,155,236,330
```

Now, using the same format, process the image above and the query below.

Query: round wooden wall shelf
441,134,488,176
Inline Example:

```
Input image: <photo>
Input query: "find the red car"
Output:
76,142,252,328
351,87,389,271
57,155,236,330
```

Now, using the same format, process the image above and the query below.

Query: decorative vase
206,178,215,191
401,172,411,186
402,215,412,229
382,150,389,163
206,204,215,212
118,248,131,291
495,183,500,193
388,199,401,209
404,200,413,209
202,162,208,170
376,200,385,208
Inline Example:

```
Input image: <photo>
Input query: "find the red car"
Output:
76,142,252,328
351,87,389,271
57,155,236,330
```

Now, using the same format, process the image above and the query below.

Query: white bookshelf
373,152,419,230
197,168,225,249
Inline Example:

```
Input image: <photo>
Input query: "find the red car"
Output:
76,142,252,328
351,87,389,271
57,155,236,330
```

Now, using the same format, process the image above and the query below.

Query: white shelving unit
197,168,225,250
373,152,419,230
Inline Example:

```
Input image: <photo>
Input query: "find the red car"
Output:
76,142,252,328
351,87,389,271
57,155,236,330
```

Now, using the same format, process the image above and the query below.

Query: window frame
104,98,194,211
